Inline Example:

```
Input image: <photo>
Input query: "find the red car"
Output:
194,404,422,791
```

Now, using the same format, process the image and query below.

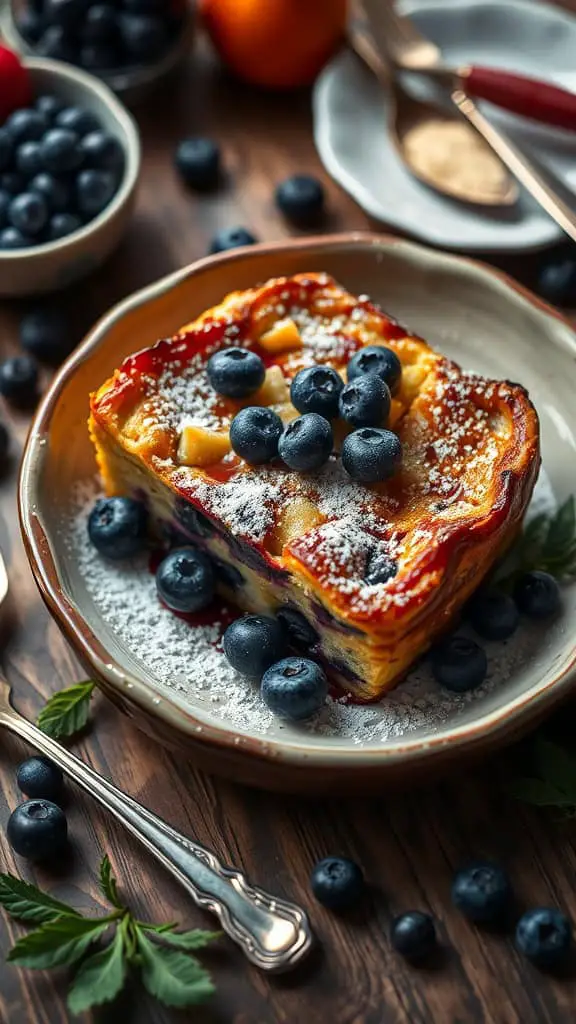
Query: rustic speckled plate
19,234,576,793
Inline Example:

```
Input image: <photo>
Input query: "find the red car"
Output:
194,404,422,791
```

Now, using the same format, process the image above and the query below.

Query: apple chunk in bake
89,272,540,701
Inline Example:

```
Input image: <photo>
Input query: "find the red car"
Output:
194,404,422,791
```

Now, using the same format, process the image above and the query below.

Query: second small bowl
0,58,141,298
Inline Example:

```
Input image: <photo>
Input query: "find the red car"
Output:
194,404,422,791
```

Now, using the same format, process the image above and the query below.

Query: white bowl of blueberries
0,52,140,296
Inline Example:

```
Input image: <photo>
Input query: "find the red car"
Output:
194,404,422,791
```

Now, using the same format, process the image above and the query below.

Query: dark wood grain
1,10,576,1023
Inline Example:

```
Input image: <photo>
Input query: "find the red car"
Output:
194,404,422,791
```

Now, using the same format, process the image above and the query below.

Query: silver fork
0,559,312,972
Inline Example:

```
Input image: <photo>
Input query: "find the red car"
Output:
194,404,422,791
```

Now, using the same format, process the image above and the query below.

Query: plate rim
18,232,576,772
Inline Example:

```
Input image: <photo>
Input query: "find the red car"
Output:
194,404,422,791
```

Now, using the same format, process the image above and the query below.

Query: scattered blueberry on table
19,308,71,365
310,856,365,911
278,413,333,473
156,547,215,614
513,570,561,621
390,911,437,961
17,756,64,804
7,799,68,862
87,495,148,559
209,226,257,255
0,354,39,406
229,406,284,465
207,346,265,399
261,656,328,720
451,862,512,924
342,427,402,483
290,365,343,420
175,137,221,190
431,635,488,693
275,174,325,226
515,907,572,968
536,253,576,307
223,613,287,678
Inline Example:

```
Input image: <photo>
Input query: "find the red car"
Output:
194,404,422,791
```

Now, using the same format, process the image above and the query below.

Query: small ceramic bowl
18,234,576,794
0,58,141,297
1,3,195,103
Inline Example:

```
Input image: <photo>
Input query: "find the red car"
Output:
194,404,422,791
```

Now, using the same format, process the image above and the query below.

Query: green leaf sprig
0,855,220,1015
506,738,576,816
498,496,576,587
37,680,96,740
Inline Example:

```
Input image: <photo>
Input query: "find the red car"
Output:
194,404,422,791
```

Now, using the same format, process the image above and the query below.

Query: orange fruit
200,0,348,89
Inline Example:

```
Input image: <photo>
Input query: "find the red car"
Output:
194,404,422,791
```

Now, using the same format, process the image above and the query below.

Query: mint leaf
8,916,110,969
145,926,221,951
99,856,123,910
37,681,96,740
136,931,214,1008
0,875,81,924
67,929,126,1015
506,777,575,808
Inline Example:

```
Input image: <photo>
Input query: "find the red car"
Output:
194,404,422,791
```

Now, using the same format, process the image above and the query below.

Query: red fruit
0,46,32,123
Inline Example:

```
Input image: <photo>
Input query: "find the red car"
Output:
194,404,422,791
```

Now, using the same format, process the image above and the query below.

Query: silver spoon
0,556,312,972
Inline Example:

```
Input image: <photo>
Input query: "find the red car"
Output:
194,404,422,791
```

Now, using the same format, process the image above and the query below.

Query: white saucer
313,0,576,253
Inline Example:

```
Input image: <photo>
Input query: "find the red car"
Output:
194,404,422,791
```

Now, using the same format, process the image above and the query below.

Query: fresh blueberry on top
76,169,117,217
17,756,64,804
35,94,66,121
40,128,82,174
5,108,48,144
0,129,13,172
47,212,82,240
452,862,512,923
87,496,147,559
537,256,576,307
514,570,561,620
223,614,287,678
275,174,325,226
431,635,487,692
0,356,39,405
175,137,221,190
209,226,257,254
515,907,572,968
207,347,265,398
278,413,333,473
342,427,402,484
310,856,365,911
55,106,100,138
230,406,283,465
290,365,343,420
364,551,398,586
20,308,71,365
8,192,48,237
390,912,437,961
347,345,402,395
80,131,125,173
261,657,328,720
156,547,215,613
339,375,391,428
120,13,169,60
467,587,519,641
15,141,44,178
0,227,33,249
276,605,319,650
7,800,68,862
30,172,72,213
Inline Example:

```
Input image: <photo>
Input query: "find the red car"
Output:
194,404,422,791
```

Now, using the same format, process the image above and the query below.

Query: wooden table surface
1,10,576,1023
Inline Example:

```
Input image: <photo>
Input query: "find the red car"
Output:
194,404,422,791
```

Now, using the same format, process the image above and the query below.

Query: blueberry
275,174,325,226
20,309,71,365
514,570,561,620
0,172,26,195
174,499,214,538
7,800,68,862
276,605,319,649
364,551,398,585
516,907,572,968
175,137,221,190
229,406,283,465
467,587,519,641
80,131,125,173
35,95,66,121
17,10,46,44
278,413,333,473
38,25,76,61
156,547,215,613
339,375,391,428
290,365,343,419
87,496,147,559
261,656,328,720
44,0,86,29
342,427,402,483
5,109,48,144
207,347,265,398
347,344,402,395
0,129,13,172
0,422,10,463
120,13,169,60
76,169,116,217
431,635,487,692
310,856,365,911
15,141,44,178
212,558,243,590
0,190,10,228
30,172,72,213
81,43,119,70
452,862,512,923
390,912,437,961
223,614,286,677
209,226,257,254
47,212,82,240
17,756,64,803
40,129,82,174
0,356,39,405
56,107,101,138
0,227,33,249
82,4,118,43
8,193,48,237
537,256,576,307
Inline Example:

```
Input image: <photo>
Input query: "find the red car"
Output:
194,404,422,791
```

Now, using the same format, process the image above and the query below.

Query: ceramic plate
313,0,576,252
19,235,576,793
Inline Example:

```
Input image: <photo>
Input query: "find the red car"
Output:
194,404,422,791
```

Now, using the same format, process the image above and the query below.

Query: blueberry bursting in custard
89,272,540,701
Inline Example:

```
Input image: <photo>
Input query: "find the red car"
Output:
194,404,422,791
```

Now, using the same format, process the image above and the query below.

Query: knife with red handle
460,66,576,131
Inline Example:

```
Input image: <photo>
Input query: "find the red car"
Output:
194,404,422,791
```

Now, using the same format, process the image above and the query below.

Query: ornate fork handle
0,702,313,972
